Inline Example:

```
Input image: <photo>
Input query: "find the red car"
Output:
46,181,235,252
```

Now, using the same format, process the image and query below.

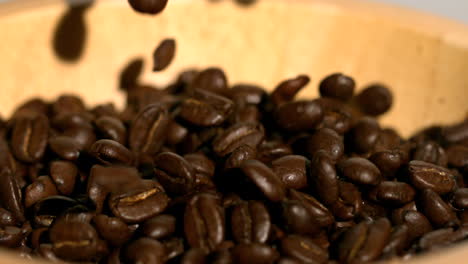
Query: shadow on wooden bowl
0,0,467,263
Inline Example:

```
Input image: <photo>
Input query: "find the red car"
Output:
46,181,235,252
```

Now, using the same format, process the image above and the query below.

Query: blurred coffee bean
338,157,381,185
393,210,432,242
94,116,127,145
271,75,310,105
357,84,393,116
307,128,344,161
408,160,455,194
271,155,308,189
369,150,404,179
0,208,17,227
315,98,352,134
89,139,134,165
419,189,458,228
141,214,176,240
319,73,355,101
128,0,169,15
190,68,228,95
0,226,24,248
446,145,468,168
231,200,270,244
331,181,362,220
452,188,468,209
166,119,188,146
231,243,279,264
382,224,409,257
50,160,77,196
369,181,415,206
11,113,49,163
184,153,215,178
229,84,266,105
153,38,176,71
413,141,447,167
154,152,195,195
93,214,132,246
0,169,24,222
441,119,468,145
213,122,264,157
257,141,292,164
281,234,329,264
240,160,285,201
24,176,58,208
124,238,167,264
275,100,323,132
163,237,184,260
48,136,81,160
225,145,257,170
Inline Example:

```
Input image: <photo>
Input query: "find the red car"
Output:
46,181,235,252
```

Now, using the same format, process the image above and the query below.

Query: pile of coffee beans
0,64,467,263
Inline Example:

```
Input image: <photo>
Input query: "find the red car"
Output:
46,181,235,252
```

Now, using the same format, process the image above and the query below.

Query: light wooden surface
0,0,467,263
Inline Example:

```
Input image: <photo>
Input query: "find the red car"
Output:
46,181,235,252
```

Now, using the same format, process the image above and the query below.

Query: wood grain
0,0,467,263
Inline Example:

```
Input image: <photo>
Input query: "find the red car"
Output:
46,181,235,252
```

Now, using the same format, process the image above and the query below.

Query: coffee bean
124,238,167,263
190,68,228,95
338,157,381,185
48,136,81,160
94,116,127,145
181,248,207,264
452,188,468,209
356,218,391,262
417,228,456,251
382,224,409,256
232,243,279,264
128,0,168,15
257,141,293,164
240,160,285,202
154,152,195,194
0,226,24,248
271,155,308,190
319,73,355,101
32,196,81,227
394,210,433,242
271,75,310,105
93,214,132,246
129,103,169,155
315,98,352,134
281,199,321,236
373,128,403,152
92,103,119,118
225,145,257,170
109,180,170,223
275,100,323,132
349,117,381,154
369,181,415,206
0,169,24,222
153,38,176,71
336,221,368,263
281,234,329,264
166,119,188,146
184,153,215,178
408,160,455,194
184,193,225,252
24,176,58,208
52,95,86,117
229,84,266,105
310,151,339,206
307,128,344,161
359,200,388,222
446,145,468,168
441,119,468,145
331,181,362,220
413,141,448,167
11,113,49,162
50,160,77,196
357,84,393,116
288,189,334,228
369,150,404,179
12,98,50,118
89,139,134,165
163,237,185,260
0,208,17,227
141,214,176,240
213,123,264,157
419,189,458,228
231,200,271,244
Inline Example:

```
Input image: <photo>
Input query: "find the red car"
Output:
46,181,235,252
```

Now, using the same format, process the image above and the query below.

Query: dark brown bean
281,235,328,264
94,116,127,145
275,100,323,132
48,136,81,160
163,237,185,260
109,180,170,223
240,160,286,202
129,103,169,155
382,225,409,256
338,157,381,185
93,214,132,246
373,128,403,152
231,243,279,264
190,68,228,95
452,188,468,209
337,221,368,263
124,238,167,264
331,181,362,220
181,248,207,264
408,160,455,194
281,199,321,236
315,98,352,134
52,95,86,116
12,98,49,118
0,208,17,227
419,189,458,228
11,113,49,162
413,141,448,167
257,141,293,164
0,226,24,248
418,228,456,251
213,123,264,157
441,119,468,145
231,200,271,244
271,75,310,105
357,84,393,116
50,160,77,196
166,119,188,146
229,84,266,105
288,189,334,228
394,210,433,242
184,193,225,252
310,151,339,205
225,145,257,170
355,218,391,262
154,152,196,194
153,38,176,71
369,150,404,179
349,117,381,154
271,155,308,190
184,153,215,178
141,214,176,240
24,176,58,208
89,139,134,165
307,128,344,161
128,0,168,15
369,181,416,206
319,73,355,101
446,145,468,168
0,169,24,222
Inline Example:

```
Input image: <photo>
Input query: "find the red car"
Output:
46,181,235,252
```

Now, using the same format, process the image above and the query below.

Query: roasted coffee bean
214,123,264,157
417,228,456,251
357,84,393,116
408,160,455,194
393,210,432,242
275,100,323,132
184,193,224,252
24,176,58,208
369,181,416,206
225,145,257,170
373,128,403,152
356,218,391,262
129,103,169,155
30,227,49,249
277,258,301,264
93,214,132,246
128,0,168,15
180,89,234,127
164,237,184,260
331,181,362,220
32,196,82,227
310,151,339,205
50,160,77,196
452,188,468,209
92,103,119,118
419,189,458,228
271,75,310,105
240,160,285,202
369,150,404,179
11,113,49,162
94,116,127,145
0,208,17,227
382,224,409,256
257,141,293,164
319,73,355,101
281,235,328,264
89,139,134,165
272,155,308,189
0,226,24,248
190,68,228,95
413,141,448,167
282,199,321,236
109,180,170,223
315,98,352,134
446,145,468,168
349,117,381,154
441,119,468,145
288,189,334,228
231,104,261,124
184,153,215,178
181,248,207,264
49,216,102,261
391,202,417,224
359,200,389,222
307,128,344,161
166,119,188,146
12,98,49,118
36,243,62,262
336,221,368,263
52,95,86,116
338,157,381,185
232,243,279,264
229,84,266,105
209,249,233,264
154,152,195,194
141,214,176,240
231,200,271,244
48,136,81,160
153,38,176,71
124,238,166,264
0,169,24,222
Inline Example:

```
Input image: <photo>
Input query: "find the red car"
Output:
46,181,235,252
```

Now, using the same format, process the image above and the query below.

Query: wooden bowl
0,0,467,263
